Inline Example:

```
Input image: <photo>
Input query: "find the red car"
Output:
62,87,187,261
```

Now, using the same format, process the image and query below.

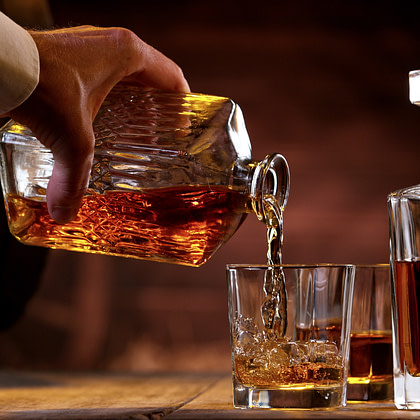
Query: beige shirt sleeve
0,12,40,115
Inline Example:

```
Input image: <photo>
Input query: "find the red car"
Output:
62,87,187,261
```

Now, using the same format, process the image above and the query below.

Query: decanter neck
249,153,290,226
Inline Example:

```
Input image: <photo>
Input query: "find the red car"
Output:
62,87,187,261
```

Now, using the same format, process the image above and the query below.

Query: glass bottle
0,83,289,267
387,70,420,409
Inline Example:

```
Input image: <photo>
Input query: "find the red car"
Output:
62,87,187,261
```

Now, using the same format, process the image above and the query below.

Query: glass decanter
0,83,289,266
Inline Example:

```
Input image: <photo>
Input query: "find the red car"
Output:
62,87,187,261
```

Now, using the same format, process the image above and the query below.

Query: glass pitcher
0,83,289,267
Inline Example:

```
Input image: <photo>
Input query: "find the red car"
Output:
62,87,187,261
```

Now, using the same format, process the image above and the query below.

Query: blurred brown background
1,0,420,372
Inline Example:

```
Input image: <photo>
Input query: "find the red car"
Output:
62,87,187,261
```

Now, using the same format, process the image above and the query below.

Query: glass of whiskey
227,264,355,409
347,264,393,401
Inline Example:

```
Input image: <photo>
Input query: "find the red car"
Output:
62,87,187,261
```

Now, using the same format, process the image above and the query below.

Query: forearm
0,12,39,115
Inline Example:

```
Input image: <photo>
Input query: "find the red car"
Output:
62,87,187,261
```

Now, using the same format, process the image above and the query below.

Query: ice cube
269,345,289,367
235,330,258,355
235,315,258,335
307,340,341,364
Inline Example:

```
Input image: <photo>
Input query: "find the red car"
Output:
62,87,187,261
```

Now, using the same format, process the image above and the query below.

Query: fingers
117,28,190,93
132,45,190,92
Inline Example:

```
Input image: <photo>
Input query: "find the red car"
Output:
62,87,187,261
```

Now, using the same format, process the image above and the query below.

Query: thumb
46,124,94,224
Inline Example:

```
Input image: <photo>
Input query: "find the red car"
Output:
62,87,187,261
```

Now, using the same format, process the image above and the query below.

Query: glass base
396,402,420,410
347,379,393,401
394,372,420,410
233,384,345,409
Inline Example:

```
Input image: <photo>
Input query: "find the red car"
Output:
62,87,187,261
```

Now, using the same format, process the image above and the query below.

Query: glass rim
226,263,356,270
354,263,389,268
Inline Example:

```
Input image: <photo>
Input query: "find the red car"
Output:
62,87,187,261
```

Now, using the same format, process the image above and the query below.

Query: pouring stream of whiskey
261,195,287,338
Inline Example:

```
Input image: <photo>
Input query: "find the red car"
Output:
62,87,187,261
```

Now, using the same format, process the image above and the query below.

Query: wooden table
0,371,417,419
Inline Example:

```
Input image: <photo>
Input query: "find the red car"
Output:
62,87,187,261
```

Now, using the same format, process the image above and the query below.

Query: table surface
0,371,418,419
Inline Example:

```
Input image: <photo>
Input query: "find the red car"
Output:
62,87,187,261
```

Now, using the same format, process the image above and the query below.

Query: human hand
4,26,189,223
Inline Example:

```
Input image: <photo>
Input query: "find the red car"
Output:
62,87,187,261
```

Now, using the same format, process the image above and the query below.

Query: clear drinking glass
227,264,355,409
347,264,393,401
